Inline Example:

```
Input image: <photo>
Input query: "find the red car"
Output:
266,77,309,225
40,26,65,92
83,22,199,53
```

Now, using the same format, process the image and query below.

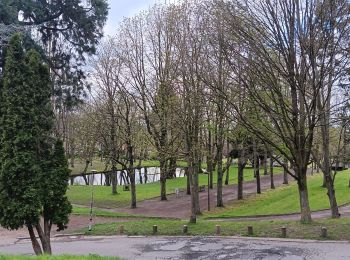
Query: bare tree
219,0,349,222
120,5,182,200
90,38,123,194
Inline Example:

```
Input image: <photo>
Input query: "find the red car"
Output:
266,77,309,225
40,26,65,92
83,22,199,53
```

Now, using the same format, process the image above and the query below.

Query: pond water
70,167,185,186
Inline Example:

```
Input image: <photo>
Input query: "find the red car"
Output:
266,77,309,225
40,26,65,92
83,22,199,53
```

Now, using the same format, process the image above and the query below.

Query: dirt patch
0,215,135,245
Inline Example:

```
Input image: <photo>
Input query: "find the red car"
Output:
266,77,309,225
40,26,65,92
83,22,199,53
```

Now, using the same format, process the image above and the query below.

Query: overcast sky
104,0,158,36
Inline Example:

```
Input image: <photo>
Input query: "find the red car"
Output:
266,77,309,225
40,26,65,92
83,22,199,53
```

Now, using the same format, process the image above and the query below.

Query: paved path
1,235,350,259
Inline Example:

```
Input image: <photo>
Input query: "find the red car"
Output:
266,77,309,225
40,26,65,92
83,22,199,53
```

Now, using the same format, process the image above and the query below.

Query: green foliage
43,140,72,231
0,34,42,229
0,0,109,105
0,33,71,231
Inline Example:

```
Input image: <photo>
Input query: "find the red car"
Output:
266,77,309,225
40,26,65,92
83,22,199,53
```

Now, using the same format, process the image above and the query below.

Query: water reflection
70,167,185,186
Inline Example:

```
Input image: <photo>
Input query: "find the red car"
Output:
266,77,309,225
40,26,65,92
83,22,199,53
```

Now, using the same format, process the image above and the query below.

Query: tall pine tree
0,33,72,255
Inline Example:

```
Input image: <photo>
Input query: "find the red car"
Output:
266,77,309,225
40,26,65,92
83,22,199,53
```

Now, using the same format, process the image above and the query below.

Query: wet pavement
1,235,350,259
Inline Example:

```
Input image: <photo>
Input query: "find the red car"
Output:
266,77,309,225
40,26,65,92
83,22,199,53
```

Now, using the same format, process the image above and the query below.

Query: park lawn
80,217,350,241
205,170,350,218
67,166,282,208
0,255,119,260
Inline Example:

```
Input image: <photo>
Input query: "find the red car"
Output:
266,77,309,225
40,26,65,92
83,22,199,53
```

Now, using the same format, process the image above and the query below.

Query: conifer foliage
0,33,72,255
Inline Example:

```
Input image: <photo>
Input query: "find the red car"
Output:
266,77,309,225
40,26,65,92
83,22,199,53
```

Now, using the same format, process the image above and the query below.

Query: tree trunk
168,157,177,179
216,147,224,207
253,140,261,194
256,158,261,194
263,149,268,175
224,160,231,185
237,144,246,200
198,159,203,173
105,173,111,186
111,167,117,195
297,173,312,223
185,167,191,195
144,167,148,183
224,140,230,185
224,163,230,185
283,157,289,184
159,159,167,200
27,224,42,255
206,128,214,189
130,171,136,208
325,177,340,218
189,163,200,223
82,160,90,185
317,89,340,217
189,169,196,223
36,223,51,255
139,168,143,184
237,162,244,200
270,156,275,189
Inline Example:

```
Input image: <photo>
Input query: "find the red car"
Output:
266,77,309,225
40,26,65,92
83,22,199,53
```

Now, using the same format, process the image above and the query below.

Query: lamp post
89,170,97,231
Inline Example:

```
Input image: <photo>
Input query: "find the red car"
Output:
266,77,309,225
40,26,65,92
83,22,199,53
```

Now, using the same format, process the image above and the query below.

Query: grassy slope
206,170,350,218
67,166,281,208
82,217,350,241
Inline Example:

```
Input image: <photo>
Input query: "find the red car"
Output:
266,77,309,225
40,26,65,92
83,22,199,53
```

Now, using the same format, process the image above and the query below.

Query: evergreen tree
0,0,109,104
0,33,72,255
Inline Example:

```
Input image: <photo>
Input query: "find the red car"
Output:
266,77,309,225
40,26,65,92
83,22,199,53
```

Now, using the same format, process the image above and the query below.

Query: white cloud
103,0,157,37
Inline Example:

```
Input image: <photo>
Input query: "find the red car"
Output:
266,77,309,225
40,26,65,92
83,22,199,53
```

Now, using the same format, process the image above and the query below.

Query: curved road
1,235,350,259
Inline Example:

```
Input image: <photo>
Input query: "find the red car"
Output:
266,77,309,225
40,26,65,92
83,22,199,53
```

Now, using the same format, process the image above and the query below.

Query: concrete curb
58,235,350,244
17,233,85,241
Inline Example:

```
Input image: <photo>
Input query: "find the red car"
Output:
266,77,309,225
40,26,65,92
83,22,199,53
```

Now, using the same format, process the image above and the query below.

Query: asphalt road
1,236,350,259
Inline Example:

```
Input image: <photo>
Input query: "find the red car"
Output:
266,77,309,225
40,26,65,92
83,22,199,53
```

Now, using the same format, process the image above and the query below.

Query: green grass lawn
205,170,350,218
0,255,119,260
80,217,350,241
67,166,282,208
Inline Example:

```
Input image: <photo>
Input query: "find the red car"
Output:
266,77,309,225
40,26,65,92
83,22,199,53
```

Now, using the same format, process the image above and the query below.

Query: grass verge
80,217,350,241
72,206,162,219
